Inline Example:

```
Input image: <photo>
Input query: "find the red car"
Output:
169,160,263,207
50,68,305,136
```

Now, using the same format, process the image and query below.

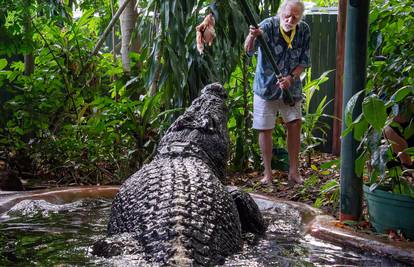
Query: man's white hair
277,0,305,19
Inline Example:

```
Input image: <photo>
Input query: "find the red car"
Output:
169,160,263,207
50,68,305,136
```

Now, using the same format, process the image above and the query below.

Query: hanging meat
196,13,216,55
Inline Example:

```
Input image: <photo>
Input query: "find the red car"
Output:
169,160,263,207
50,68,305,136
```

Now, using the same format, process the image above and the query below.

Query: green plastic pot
363,184,414,239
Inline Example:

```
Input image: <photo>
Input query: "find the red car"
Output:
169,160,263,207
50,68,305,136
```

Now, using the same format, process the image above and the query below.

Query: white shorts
253,94,302,130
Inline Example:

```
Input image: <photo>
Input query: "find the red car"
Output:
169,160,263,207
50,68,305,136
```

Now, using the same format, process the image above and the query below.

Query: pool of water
0,197,408,266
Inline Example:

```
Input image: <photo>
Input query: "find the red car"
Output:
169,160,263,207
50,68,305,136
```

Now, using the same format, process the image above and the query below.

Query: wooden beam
332,0,347,156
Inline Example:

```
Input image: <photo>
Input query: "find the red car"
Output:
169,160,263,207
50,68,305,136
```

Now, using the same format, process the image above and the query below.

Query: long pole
238,0,294,105
340,0,370,221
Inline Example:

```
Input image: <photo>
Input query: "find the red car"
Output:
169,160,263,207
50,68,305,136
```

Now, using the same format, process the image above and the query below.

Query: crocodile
92,83,266,266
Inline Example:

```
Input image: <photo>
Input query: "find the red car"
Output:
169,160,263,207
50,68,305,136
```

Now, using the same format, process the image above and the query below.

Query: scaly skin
93,83,266,266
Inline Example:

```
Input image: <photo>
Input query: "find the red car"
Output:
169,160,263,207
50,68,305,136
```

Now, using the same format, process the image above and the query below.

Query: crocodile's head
156,83,230,180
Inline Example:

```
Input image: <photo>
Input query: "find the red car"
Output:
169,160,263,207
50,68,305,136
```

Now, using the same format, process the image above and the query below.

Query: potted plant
344,86,414,239
343,0,414,239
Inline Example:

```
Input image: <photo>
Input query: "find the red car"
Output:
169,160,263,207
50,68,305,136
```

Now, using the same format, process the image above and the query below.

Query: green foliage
0,0,343,186
307,159,340,209
0,0,32,55
1,0,287,184
368,0,414,96
0,4,177,184
226,56,261,171
343,0,414,197
271,147,289,172
362,95,387,133
226,64,335,172
297,161,338,206
0,0,79,56
301,69,333,164
306,0,338,7
314,178,339,209
343,87,414,196
136,0,281,109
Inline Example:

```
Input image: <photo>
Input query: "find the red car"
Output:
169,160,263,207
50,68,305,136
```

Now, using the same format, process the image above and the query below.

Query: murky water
0,197,408,266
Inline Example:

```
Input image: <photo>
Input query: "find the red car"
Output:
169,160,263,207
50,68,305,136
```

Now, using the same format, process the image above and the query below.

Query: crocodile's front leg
226,186,267,235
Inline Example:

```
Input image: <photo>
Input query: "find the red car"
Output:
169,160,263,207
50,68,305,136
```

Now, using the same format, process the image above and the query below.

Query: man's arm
244,26,262,54
290,65,305,80
278,65,305,90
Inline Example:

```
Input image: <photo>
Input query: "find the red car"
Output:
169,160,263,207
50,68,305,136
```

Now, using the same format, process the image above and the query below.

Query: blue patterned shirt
248,16,311,101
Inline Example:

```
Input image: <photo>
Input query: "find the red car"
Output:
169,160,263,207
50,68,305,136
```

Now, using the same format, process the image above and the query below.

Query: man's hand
277,75,294,90
244,26,263,53
248,25,263,37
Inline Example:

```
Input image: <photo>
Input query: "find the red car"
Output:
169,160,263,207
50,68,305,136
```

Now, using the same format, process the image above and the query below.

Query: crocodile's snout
201,82,228,99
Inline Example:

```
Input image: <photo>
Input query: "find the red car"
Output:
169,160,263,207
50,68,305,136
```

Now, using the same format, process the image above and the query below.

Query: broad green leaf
142,93,161,124
0,58,7,70
341,122,354,138
320,170,330,175
353,114,368,141
355,151,368,177
320,159,340,169
344,90,364,127
14,127,24,135
388,86,414,104
362,95,387,133
76,9,94,28
342,113,364,138
403,121,414,140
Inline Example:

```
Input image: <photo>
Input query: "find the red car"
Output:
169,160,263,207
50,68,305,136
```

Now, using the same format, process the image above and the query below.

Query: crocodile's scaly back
156,83,230,180
94,83,265,265
108,157,242,265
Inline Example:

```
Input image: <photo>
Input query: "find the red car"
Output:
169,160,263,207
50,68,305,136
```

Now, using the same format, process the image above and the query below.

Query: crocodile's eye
209,117,217,131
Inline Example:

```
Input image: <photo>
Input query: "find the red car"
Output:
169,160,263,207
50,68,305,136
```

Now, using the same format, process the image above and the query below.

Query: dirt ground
227,152,414,243
227,152,341,218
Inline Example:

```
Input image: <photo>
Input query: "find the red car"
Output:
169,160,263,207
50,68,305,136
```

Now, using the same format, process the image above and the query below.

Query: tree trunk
24,54,34,76
24,3,34,75
91,0,132,57
119,0,139,73
110,0,117,63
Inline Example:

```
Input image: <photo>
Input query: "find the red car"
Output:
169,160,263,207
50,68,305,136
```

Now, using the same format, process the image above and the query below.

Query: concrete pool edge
308,214,414,265
1,186,413,264
250,192,414,265
0,186,119,214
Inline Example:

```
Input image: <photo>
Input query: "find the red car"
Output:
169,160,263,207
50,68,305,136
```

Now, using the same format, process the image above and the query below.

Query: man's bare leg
286,119,303,184
259,129,273,184
384,125,413,177
384,126,412,166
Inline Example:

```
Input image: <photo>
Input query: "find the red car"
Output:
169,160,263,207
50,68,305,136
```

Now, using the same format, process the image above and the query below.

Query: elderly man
244,0,311,185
